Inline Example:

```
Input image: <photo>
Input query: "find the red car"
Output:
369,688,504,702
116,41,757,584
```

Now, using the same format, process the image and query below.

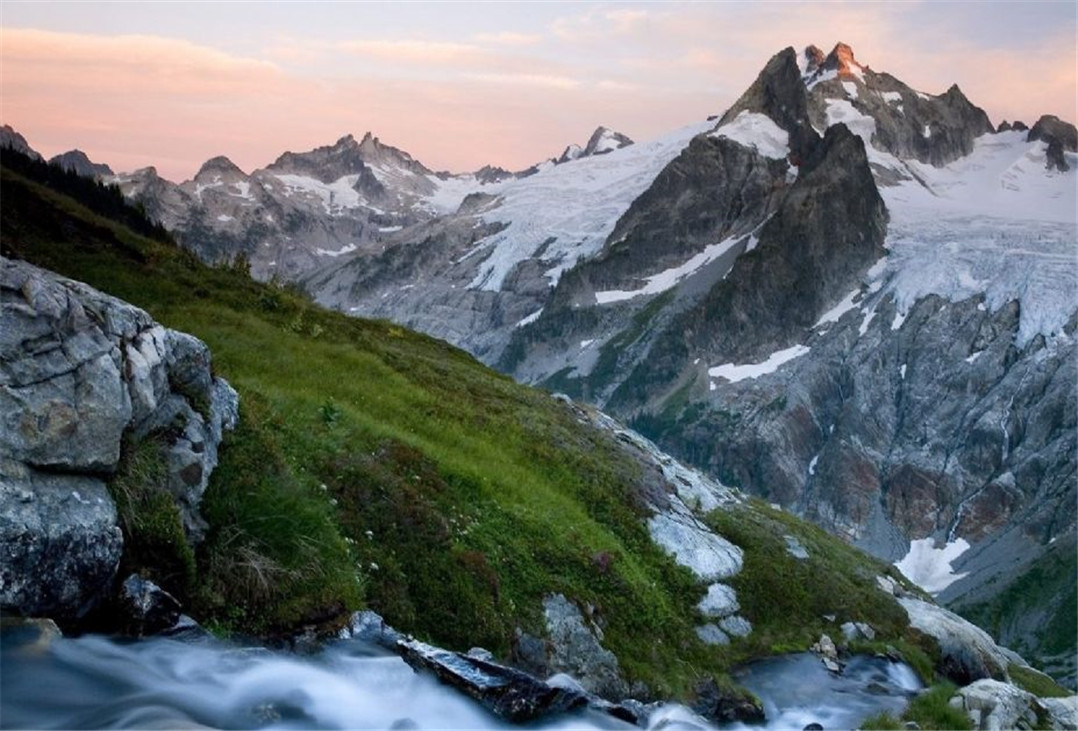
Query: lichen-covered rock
0,462,123,619
952,679,1041,731
900,598,1009,685
1040,696,1078,730
698,582,739,618
542,593,628,700
0,257,238,619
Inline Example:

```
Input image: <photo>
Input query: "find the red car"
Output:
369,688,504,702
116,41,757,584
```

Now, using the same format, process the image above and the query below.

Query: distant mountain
0,124,42,161
48,149,114,178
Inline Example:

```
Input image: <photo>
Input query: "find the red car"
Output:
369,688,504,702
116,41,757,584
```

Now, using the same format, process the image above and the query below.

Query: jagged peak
824,42,863,75
196,155,246,179
800,42,867,86
803,45,825,74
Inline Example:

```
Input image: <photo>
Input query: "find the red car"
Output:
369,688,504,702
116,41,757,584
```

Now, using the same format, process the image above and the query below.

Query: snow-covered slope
879,131,1076,347
465,120,714,291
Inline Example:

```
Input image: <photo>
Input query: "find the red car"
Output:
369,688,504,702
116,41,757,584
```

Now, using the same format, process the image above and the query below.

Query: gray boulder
0,257,238,619
542,593,628,699
1041,696,1078,730
1028,115,1077,172
900,598,1009,684
951,679,1041,730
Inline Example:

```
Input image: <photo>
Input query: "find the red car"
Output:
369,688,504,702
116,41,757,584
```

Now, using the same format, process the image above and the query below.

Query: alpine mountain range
7,42,1075,687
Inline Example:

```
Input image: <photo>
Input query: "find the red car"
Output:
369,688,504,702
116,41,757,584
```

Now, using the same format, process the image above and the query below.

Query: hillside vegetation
0,158,934,701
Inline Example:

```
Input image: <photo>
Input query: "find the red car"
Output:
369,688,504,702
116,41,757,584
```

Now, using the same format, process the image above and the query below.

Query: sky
2,1,1075,181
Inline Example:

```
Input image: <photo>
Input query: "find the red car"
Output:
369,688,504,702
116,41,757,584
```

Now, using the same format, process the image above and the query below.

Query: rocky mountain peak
473,164,514,184
821,42,864,77
719,46,820,159
195,155,246,180
49,149,114,178
336,133,359,148
803,45,826,75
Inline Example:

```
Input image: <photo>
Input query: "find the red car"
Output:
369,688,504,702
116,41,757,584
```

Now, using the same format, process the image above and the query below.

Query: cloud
466,72,581,90
473,31,542,46
338,39,484,65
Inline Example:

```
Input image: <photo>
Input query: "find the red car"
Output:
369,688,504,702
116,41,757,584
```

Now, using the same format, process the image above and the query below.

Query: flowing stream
1,628,921,730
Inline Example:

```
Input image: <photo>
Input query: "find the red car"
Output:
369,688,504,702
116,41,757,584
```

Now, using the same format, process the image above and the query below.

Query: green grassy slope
0,161,936,701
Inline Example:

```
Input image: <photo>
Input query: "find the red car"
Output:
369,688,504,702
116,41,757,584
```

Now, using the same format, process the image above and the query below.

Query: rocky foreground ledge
0,256,238,620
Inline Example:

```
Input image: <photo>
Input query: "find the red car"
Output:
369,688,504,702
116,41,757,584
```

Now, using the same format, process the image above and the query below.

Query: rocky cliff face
0,257,237,620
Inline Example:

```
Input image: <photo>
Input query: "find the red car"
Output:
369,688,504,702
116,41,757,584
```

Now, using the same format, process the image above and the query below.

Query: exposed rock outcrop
541,593,628,699
0,257,238,620
951,679,1043,730
1028,115,1077,172
900,598,1010,685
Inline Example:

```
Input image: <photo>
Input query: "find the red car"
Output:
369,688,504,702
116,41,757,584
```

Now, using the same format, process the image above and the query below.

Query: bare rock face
0,257,238,620
0,465,122,619
720,46,820,159
1028,115,1077,172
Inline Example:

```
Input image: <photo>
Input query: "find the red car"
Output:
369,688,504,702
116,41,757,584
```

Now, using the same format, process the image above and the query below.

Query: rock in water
118,574,182,636
397,639,590,724
691,675,766,724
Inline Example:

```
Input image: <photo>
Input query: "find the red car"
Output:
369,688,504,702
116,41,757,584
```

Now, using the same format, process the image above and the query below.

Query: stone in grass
719,615,753,638
697,583,739,618
696,624,730,646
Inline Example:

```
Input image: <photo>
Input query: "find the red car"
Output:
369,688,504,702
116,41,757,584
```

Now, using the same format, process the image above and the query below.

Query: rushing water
1,627,921,730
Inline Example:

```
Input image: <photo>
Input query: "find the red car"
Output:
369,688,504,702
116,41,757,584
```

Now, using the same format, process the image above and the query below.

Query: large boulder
951,679,1042,730
900,598,1010,684
0,257,238,620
